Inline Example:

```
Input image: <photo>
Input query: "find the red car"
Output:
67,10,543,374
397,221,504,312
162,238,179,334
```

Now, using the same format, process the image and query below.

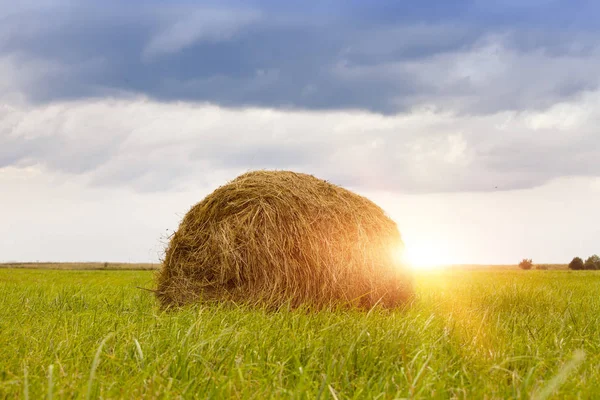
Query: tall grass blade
86,333,115,400
134,338,144,367
23,365,29,400
532,350,586,400
47,364,53,400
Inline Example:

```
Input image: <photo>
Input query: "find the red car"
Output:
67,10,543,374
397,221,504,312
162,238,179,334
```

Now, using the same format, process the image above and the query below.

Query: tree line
518,255,600,270
568,255,600,270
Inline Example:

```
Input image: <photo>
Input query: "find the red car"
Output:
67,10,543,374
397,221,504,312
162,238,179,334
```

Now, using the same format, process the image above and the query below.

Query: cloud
143,8,261,59
2,1,600,114
2,93,600,193
2,1,600,194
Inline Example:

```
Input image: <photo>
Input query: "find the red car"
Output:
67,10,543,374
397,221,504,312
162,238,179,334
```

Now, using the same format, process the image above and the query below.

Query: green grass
0,269,599,399
0,262,159,270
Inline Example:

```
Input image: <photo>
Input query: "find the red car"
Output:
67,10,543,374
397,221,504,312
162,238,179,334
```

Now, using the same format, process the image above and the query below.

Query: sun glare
397,242,450,271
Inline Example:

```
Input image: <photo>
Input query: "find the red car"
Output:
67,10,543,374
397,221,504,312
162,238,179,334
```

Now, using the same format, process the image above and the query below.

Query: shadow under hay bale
156,170,414,310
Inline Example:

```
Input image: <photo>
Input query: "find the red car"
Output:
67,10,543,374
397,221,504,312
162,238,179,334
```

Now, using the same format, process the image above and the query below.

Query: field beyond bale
0,269,599,399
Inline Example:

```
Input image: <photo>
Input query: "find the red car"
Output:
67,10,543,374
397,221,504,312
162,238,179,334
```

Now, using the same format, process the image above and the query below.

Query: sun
394,242,449,271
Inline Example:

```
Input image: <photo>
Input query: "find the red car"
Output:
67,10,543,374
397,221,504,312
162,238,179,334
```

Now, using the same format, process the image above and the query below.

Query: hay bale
156,170,414,309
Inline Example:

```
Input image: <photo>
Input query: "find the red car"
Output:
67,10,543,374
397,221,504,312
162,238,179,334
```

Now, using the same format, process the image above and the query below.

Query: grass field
0,262,159,270
1,268,599,399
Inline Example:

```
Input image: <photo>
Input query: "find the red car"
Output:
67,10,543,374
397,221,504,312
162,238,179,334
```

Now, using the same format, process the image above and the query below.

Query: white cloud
2,92,600,193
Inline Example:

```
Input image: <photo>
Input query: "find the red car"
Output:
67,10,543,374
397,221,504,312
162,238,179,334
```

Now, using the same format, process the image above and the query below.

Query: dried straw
156,170,413,309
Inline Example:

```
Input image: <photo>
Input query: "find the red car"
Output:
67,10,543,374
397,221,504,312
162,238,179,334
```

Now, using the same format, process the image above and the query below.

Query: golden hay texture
156,170,414,309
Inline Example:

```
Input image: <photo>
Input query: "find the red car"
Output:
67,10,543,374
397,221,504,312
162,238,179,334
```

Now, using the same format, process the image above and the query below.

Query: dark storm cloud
2,0,600,114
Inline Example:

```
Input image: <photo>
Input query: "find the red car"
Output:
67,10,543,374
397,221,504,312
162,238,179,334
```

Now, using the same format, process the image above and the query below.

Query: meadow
0,267,599,399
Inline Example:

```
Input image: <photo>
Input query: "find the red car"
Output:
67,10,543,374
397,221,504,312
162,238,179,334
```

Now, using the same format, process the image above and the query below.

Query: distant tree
518,258,533,270
535,264,549,270
584,255,600,270
568,257,585,270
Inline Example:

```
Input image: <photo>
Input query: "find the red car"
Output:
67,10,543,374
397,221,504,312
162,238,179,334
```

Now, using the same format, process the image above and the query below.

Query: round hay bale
156,170,414,309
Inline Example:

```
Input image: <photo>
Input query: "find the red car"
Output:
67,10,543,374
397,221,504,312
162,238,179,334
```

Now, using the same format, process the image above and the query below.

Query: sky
1,0,599,266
